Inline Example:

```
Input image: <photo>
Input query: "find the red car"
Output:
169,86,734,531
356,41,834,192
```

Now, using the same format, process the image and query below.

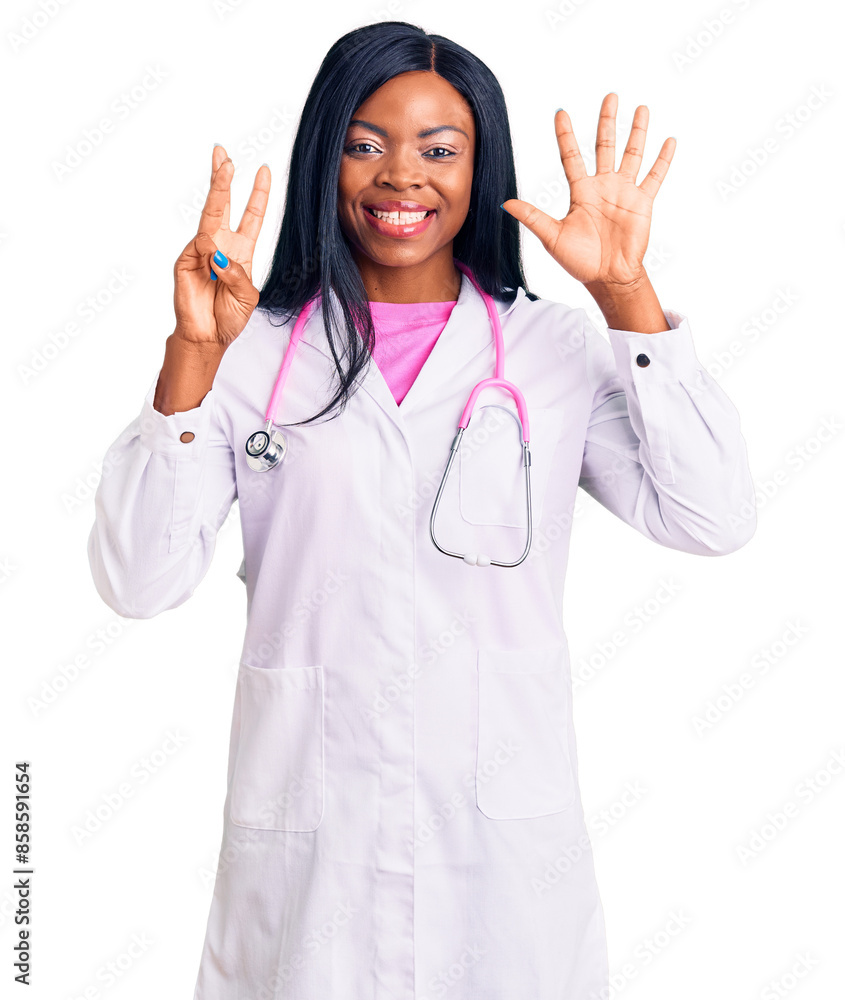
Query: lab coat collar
298,271,526,432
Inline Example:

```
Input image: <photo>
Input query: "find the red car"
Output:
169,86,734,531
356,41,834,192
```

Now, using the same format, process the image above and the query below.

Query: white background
3,0,843,997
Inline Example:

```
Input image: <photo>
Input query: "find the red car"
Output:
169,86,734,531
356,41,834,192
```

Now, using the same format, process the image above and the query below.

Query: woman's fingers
235,164,272,245
210,143,228,186
211,145,232,230
501,198,560,252
197,151,233,237
553,108,587,185
204,233,258,301
638,136,676,200
617,105,649,181
595,93,618,175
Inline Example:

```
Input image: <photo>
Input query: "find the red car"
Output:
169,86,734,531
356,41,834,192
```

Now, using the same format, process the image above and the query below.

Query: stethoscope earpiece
245,420,287,472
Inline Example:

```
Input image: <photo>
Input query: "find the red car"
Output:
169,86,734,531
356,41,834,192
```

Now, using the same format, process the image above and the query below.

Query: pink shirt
367,299,458,405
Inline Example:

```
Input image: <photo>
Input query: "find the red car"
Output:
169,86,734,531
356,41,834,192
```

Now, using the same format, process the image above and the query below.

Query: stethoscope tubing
262,261,530,441
263,295,322,427
247,258,534,567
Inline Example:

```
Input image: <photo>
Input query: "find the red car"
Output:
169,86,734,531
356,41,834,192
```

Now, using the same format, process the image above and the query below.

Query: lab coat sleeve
578,308,757,555
87,372,237,618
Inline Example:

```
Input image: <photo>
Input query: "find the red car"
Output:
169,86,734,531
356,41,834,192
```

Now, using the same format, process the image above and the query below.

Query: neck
353,248,461,303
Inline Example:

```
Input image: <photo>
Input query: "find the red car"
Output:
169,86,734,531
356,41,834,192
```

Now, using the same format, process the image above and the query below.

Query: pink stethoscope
244,259,533,567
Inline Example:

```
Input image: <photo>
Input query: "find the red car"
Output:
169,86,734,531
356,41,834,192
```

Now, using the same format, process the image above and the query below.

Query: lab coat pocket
476,646,575,820
459,405,563,527
229,661,324,831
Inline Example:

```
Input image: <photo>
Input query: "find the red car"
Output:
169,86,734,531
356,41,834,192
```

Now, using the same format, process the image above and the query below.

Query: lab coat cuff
138,373,215,459
606,309,701,384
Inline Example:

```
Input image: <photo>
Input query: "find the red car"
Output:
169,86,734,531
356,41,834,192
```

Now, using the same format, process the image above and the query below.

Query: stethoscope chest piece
245,420,287,472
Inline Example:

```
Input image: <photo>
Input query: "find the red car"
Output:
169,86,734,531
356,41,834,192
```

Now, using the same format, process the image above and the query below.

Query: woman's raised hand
502,94,675,289
172,145,271,347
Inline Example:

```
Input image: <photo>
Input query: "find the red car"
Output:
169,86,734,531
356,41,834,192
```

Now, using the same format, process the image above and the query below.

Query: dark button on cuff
180,431,195,443
636,353,650,367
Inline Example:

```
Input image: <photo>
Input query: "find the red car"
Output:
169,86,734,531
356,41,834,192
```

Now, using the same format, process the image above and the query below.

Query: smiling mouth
365,207,435,224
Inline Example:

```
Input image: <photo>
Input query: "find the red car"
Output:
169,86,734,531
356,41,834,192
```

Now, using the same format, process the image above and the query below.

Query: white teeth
370,208,430,224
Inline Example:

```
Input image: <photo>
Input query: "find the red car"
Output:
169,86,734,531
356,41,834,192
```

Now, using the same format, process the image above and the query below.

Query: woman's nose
373,149,426,189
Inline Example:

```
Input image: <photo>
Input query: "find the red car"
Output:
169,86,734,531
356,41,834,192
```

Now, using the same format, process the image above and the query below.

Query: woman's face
336,70,476,273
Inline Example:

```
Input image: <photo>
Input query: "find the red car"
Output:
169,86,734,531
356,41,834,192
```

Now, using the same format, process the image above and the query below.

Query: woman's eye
344,143,455,158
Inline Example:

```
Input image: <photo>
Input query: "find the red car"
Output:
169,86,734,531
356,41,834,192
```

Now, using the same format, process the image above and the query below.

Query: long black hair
256,20,536,426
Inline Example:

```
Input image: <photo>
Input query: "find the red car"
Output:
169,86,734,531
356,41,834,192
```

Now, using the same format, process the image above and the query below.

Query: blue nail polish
210,270,217,281
500,203,505,211
213,250,229,267
554,107,563,113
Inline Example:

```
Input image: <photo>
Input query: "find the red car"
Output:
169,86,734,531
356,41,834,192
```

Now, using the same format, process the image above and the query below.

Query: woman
88,19,756,1000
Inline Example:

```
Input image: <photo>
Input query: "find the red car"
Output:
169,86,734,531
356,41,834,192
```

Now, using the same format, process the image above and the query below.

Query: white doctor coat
88,273,756,999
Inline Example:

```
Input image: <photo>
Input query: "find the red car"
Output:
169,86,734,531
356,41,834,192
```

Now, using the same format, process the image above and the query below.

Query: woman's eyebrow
347,118,469,140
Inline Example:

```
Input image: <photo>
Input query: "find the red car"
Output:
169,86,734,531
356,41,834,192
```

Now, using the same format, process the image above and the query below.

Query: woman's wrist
583,271,670,334
153,332,228,416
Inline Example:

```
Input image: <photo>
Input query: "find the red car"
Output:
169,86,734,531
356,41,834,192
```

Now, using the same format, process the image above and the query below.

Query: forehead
348,71,475,133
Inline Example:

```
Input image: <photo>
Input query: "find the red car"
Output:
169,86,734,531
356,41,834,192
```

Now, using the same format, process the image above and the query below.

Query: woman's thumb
204,242,250,296
192,231,232,283
209,247,229,282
